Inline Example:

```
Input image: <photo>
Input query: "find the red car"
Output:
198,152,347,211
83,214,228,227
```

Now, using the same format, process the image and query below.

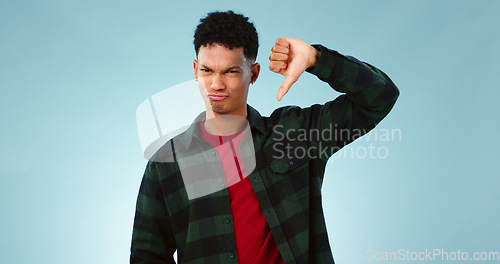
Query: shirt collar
180,104,265,150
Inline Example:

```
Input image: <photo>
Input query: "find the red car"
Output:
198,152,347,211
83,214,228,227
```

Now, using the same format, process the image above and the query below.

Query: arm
130,161,177,264
269,38,400,160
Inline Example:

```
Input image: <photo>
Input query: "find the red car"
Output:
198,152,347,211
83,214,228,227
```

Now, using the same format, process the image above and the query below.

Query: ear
193,59,198,80
250,62,261,83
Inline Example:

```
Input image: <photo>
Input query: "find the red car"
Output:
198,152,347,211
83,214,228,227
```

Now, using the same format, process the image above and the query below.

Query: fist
269,37,320,101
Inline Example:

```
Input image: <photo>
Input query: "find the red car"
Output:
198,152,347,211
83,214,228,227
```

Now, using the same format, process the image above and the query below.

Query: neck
204,110,248,136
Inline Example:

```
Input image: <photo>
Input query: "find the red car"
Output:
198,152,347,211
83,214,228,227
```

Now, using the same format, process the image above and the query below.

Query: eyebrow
201,65,243,71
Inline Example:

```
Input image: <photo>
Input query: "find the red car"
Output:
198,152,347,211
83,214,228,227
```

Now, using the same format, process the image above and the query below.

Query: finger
269,61,287,73
269,52,288,62
271,45,289,54
275,37,289,48
277,75,299,101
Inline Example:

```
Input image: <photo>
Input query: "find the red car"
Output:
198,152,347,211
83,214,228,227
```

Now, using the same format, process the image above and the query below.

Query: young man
131,10,399,264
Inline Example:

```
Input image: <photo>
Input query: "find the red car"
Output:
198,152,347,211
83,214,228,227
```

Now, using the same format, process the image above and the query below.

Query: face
194,43,260,117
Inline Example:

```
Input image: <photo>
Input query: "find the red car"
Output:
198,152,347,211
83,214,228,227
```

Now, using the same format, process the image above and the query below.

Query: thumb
277,75,299,101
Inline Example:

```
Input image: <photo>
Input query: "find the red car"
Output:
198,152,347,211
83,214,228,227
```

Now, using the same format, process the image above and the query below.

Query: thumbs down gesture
269,37,321,101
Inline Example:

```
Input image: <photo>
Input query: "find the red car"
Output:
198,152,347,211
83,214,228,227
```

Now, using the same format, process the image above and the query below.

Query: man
131,10,399,264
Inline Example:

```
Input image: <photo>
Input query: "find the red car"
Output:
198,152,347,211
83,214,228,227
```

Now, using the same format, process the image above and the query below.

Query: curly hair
194,10,259,61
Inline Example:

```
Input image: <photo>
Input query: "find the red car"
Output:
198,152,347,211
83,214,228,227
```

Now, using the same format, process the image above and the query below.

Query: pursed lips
208,94,228,101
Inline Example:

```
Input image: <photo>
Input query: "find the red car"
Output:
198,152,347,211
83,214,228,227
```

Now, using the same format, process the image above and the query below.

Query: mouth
208,94,228,101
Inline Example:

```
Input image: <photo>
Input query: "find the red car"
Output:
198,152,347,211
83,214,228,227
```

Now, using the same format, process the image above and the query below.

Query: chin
211,105,227,114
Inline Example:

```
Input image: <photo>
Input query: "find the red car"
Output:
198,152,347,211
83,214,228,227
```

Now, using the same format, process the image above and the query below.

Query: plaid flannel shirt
130,44,400,264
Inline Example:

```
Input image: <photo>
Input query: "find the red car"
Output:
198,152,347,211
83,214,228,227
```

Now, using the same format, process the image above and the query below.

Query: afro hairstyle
194,10,259,61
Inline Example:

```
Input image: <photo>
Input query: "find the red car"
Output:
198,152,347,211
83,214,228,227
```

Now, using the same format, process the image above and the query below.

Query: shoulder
146,132,187,180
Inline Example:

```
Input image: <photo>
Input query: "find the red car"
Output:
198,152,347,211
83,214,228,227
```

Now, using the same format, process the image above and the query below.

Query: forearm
308,44,399,121
287,44,400,161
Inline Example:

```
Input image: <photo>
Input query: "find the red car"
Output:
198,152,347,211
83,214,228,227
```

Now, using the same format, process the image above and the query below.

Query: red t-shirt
201,120,285,264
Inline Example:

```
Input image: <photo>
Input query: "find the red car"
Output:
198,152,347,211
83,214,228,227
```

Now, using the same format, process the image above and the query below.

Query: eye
200,68,211,72
228,70,239,74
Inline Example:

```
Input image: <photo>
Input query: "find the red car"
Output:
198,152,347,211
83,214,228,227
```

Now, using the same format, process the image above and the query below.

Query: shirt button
254,178,258,183
210,151,216,156
229,253,235,259
289,161,294,166
281,243,285,247
220,183,225,188
225,218,231,224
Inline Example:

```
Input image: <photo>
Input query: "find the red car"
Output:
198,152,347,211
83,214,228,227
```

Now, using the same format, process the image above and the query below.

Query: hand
269,37,320,101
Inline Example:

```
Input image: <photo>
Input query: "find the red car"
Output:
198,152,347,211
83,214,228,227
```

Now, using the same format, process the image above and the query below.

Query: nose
210,72,225,90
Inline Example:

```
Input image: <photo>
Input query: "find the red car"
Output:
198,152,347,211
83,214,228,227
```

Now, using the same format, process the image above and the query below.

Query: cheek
241,71,252,82
233,85,249,100
197,80,210,103
197,77,211,90
230,74,249,86
229,81,247,95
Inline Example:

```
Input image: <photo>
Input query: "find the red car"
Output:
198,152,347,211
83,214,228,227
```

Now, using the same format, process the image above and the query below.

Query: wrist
308,45,321,70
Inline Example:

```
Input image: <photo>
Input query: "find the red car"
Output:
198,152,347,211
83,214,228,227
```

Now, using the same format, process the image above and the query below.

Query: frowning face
194,43,260,117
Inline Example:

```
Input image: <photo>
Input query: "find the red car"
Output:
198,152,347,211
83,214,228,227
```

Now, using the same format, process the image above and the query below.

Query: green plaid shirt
130,45,399,264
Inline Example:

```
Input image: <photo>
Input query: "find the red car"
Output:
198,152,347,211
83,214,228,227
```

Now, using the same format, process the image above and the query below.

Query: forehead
197,43,248,67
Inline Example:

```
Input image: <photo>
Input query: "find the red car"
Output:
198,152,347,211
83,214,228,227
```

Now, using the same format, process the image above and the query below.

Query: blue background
1,0,499,263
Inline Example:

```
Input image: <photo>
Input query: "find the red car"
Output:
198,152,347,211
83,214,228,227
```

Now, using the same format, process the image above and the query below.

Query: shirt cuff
306,44,343,82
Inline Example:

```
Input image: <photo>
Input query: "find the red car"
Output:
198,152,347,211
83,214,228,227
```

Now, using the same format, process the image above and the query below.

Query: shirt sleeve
130,161,177,264
292,44,400,162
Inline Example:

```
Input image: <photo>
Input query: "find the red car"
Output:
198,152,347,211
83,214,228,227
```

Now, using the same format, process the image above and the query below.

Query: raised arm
269,37,400,161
